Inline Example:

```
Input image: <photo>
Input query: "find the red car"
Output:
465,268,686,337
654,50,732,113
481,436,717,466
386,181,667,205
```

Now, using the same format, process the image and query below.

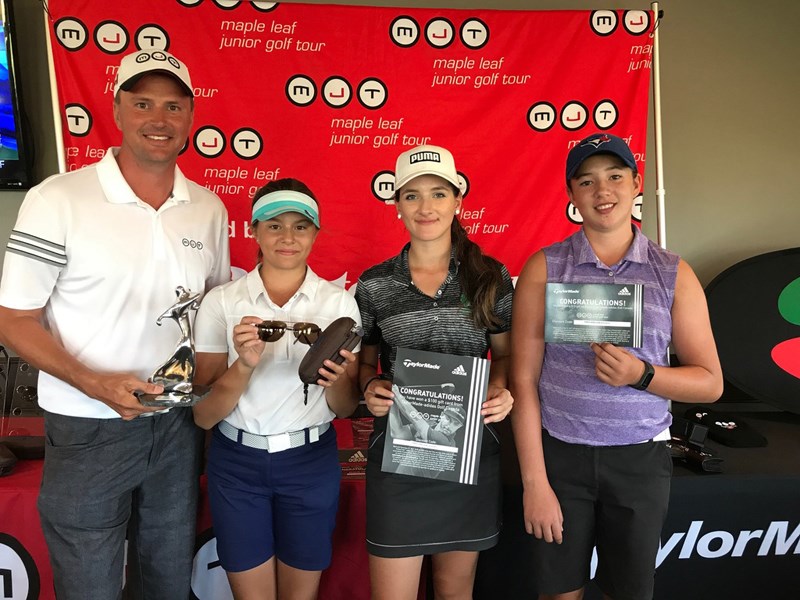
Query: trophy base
138,384,212,408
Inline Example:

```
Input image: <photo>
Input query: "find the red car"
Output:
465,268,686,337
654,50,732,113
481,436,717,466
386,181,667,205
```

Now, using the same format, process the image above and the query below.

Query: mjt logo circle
0,533,40,600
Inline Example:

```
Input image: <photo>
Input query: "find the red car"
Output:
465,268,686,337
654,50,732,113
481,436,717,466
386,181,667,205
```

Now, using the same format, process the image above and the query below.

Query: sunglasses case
298,317,363,385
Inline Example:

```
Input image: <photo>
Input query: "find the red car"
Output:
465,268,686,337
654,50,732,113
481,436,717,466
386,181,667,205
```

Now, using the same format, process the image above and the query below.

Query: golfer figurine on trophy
138,286,211,408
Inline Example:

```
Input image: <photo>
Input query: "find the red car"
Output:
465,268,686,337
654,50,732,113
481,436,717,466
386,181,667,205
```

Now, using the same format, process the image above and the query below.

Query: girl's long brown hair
450,215,504,329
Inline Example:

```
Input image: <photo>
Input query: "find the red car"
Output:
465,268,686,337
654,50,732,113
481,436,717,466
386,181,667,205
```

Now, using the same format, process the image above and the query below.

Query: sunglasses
256,320,321,345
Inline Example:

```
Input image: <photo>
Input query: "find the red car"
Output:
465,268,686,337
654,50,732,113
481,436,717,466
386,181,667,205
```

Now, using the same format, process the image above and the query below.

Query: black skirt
365,423,502,558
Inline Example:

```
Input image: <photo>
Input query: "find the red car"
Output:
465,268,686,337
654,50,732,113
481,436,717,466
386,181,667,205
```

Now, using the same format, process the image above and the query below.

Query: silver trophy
138,286,211,408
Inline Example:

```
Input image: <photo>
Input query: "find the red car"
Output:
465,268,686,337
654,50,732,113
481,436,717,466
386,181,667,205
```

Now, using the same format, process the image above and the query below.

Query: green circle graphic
777,277,800,325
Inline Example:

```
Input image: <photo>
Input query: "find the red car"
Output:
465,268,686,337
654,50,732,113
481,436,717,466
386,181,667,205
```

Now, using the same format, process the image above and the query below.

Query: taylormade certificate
545,283,643,347
381,348,488,485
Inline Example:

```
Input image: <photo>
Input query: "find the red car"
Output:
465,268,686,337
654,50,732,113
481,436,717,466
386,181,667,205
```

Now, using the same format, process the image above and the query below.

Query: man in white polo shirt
0,49,230,600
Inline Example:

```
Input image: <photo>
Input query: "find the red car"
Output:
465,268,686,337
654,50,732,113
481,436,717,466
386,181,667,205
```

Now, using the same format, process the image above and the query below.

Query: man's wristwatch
629,360,655,390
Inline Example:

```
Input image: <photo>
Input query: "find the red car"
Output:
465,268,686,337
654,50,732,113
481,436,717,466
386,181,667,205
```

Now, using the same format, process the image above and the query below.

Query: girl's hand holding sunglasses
230,316,276,370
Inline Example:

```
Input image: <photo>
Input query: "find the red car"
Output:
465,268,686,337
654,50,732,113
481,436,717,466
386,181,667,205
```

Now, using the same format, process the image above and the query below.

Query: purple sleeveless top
540,228,679,445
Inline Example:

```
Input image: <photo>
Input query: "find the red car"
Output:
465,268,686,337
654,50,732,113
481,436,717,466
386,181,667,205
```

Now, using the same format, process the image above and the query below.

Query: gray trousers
37,408,203,600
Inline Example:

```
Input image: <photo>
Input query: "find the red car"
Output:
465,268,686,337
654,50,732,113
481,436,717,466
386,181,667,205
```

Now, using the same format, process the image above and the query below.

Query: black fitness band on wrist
629,360,655,391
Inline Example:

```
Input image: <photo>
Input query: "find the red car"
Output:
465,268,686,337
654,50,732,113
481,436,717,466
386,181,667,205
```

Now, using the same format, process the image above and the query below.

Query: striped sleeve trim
6,230,67,267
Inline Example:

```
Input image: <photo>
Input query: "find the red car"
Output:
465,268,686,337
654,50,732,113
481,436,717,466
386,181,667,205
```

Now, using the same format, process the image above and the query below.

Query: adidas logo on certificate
618,286,631,296
452,364,468,376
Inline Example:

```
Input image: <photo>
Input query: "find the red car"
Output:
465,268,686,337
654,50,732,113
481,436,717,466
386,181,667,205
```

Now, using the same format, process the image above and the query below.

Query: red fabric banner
47,1,652,283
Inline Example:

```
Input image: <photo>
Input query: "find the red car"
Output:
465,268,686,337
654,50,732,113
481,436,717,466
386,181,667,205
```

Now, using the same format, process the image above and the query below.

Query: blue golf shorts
206,424,341,572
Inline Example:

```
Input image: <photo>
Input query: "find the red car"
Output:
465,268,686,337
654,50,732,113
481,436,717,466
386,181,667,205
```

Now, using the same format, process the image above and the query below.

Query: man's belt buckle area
218,419,330,452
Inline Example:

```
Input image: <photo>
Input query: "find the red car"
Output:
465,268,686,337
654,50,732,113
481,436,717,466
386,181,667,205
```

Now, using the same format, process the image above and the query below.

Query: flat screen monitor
0,0,32,189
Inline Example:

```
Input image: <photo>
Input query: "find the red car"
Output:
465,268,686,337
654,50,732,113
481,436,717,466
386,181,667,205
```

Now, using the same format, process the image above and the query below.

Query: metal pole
43,6,66,174
651,2,666,249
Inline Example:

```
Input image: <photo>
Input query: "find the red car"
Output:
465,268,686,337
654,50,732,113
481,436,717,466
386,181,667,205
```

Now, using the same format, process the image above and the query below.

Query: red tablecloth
0,459,50,599
0,419,372,599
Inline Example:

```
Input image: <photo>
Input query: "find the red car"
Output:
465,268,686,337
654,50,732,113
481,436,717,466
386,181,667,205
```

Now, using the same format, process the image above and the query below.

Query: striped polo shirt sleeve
354,270,381,346
491,264,514,334
0,187,68,310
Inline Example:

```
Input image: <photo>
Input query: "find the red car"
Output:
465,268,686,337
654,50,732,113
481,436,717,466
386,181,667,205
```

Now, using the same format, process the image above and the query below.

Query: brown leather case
298,317,363,385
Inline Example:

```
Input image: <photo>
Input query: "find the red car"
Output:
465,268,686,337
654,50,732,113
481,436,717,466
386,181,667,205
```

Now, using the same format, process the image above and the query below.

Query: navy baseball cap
566,133,637,182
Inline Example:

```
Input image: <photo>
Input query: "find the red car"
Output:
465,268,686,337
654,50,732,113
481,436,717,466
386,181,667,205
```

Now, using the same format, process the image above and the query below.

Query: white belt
218,419,330,453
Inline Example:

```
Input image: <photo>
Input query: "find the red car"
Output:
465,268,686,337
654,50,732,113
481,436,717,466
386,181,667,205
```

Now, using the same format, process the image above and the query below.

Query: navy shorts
533,430,672,600
206,424,341,572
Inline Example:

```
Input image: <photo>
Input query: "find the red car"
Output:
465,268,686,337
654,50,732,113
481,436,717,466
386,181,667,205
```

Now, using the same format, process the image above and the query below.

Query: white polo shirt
194,266,361,436
0,148,231,418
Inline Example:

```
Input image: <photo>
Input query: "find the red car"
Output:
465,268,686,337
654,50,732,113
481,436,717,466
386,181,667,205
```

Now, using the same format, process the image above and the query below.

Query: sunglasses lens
294,323,321,345
257,321,286,342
